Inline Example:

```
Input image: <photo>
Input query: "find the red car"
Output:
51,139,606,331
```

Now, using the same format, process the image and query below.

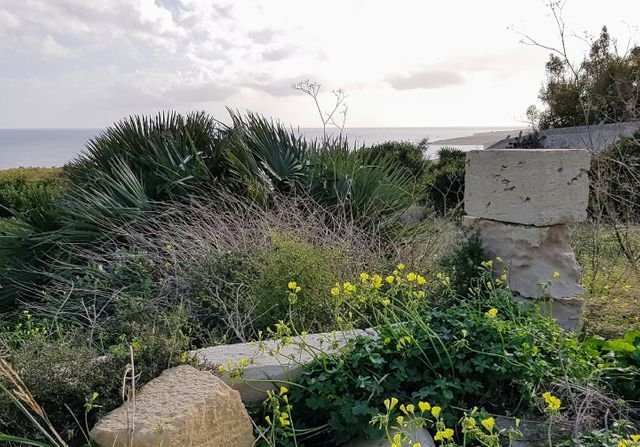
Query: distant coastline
0,126,521,169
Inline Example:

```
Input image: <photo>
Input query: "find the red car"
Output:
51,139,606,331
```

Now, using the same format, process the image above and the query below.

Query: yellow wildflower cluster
542,391,561,412
485,308,498,319
618,435,640,447
287,281,301,293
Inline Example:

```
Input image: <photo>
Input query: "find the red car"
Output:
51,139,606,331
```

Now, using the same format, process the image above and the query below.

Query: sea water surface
0,127,513,169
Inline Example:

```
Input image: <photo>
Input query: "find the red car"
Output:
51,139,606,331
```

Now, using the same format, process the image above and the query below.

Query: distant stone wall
489,121,640,152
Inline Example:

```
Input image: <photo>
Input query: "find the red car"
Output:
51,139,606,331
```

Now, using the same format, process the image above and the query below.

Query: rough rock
464,149,590,226
193,329,375,402
463,216,585,331
463,216,584,299
90,365,254,447
343,428,435,447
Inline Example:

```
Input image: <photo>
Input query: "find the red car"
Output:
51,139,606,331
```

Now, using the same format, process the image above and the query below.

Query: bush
0,167,65,226
253,233,350,332
423,148,466,216
358,140,428,179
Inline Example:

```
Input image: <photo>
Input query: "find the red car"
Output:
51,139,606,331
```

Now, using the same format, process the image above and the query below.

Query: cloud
166,83,236,103
386,69,466,90
261,46,296,61
248,28,278,44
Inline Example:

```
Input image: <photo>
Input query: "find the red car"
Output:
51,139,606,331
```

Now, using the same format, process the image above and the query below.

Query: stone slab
343,428,435,447
464,149,590,226
90,365,254,447
192,329,375,402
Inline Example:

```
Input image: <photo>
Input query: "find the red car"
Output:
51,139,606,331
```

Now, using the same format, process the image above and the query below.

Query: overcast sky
1,0,639,128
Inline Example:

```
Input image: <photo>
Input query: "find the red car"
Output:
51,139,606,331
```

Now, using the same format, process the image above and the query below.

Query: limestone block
343,428,435,447
193,329,375,402
463,216,585,300
464,149,590,226
90,366,254,447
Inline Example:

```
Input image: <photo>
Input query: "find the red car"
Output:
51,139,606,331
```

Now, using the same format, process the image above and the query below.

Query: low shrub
0,167,65,226
253,233,351,332
250,265,625,446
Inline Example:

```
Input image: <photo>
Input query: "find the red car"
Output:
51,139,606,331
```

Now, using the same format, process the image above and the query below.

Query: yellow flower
391,433,402,447
396,415,405,425
405,404,415,414
418,401,431,413
384,397,399,411
630,435,640,443
217,364,226,373
331,286,340,296
416,291,426,299
485,308,498,318
279,386,288,395
279,412,290,426
382,299,391,307
397,263,405,270
372,275,383,289
287,281,298,291
265,415,272,426
360,272,370,282
481,417,495,432
542,392,561,412
553,271,560,279
416,275,427,285
431,406,441,418
386,275,395,284
407,272,417,282
412,444,422,447
434,428,454,441
619,441,630,447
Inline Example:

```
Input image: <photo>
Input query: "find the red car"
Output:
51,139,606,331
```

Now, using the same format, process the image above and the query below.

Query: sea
0,127,514,169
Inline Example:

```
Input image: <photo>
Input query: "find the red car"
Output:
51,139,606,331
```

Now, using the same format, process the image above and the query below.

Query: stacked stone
463,149,591,332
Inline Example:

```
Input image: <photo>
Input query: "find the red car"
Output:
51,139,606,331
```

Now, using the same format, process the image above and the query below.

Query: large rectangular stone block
464,149,590,226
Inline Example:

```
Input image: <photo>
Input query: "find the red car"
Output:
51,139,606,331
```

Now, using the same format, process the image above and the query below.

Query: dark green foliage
358,140,427,179
583,330,640,401
308,140,418,228
537,27,640,129
423,148,466,216
506,130,547,149
268,297,596,445
439,232,486,297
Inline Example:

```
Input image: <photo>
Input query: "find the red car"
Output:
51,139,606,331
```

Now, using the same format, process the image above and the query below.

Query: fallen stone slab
343,428,435,447
90,365,254,447
192,329,375,402
464,149,590,226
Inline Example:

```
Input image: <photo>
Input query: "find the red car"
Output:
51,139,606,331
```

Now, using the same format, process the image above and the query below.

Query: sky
1,0,639,129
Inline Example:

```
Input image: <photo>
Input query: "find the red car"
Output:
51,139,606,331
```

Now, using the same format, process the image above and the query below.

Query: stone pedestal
464,149,590,332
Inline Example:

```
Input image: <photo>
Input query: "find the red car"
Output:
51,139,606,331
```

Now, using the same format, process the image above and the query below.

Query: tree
517,1,640,129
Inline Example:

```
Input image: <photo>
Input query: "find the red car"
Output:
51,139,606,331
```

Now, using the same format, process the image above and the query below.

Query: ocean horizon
0,126,518,169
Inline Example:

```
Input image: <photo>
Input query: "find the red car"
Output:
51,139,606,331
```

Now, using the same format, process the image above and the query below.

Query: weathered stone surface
193,329,375,402
343,428,435,447
90,366,254,447
463,216,585,299
464,149,590,226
